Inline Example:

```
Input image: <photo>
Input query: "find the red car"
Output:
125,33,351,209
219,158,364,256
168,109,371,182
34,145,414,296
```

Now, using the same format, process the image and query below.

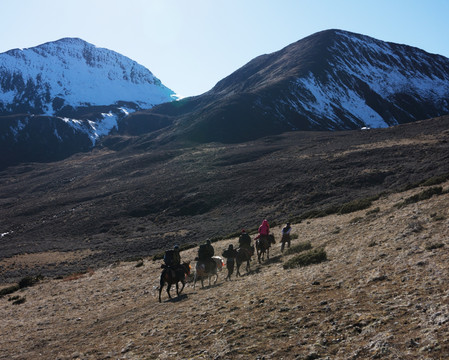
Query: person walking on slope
222,244,238,280
281,222,292,252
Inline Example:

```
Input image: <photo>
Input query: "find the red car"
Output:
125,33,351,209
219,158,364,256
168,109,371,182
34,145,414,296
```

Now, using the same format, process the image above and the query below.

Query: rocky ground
1,181,448,359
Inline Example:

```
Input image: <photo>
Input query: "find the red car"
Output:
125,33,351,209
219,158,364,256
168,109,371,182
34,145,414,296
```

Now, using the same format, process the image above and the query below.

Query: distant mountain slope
0,38,177,167
124,29,449,143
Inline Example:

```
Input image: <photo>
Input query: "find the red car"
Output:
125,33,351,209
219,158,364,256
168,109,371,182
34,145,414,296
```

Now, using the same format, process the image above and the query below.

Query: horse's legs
158,283,164,302
158,275,165,302
246,260,250,273
166,284,172,299
179,280,185,295
175,281,179,296
267,247,270,259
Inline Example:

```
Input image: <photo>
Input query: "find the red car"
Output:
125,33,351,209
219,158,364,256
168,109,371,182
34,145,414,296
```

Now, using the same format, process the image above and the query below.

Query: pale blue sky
1,0,448,97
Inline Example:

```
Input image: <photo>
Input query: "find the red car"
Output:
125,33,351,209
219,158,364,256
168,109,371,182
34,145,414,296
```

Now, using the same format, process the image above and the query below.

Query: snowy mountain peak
0,37,177,116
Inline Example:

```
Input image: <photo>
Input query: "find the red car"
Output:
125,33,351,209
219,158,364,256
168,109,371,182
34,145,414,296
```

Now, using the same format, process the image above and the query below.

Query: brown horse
256,234,276,263
236,246,254,277
158,262,191,302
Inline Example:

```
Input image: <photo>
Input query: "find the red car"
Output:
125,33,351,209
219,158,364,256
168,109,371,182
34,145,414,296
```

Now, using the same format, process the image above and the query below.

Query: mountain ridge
122,29,449,145
0,37,177,168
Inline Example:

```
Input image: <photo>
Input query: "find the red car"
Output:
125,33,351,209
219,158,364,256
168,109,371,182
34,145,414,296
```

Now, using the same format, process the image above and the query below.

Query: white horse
193,256,224,289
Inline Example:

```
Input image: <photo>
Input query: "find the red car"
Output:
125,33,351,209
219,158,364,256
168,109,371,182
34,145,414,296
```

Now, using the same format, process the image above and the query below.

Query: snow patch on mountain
269,30,449,130
0,38,177,115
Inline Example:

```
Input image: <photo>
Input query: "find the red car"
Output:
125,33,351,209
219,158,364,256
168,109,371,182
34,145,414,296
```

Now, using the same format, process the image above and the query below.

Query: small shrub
283,248,327,269
396,187,443,208
339,198,373,214
18,275,42,289
332,227,341,234
425,243,444,251
407,221,424,233
430,213,445,221
135,260,144,268
284,241,312,255
152,251,165,261
420,173,449,187
0,285,20,298
349,216,364,224
180,243,198,251
366,207,380,215
12,296,26,305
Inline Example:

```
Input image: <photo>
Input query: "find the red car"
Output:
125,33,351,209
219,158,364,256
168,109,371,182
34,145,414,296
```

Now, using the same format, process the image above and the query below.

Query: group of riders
162,219,292,282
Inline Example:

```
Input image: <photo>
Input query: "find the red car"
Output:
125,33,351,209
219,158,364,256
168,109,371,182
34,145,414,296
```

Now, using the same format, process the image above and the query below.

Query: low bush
18,275,42,289
425,243,444,251
349,216,364,224
0,285,20,298
290,233,299,240
0,275,42,298
395,187,443,208
339,198,373,214
12,296,26,305
294,194,381,222
284,241,312,255
283,248,327,269
8,295,26,305
135,260,144,268
420,173,449,187
366,207,380,215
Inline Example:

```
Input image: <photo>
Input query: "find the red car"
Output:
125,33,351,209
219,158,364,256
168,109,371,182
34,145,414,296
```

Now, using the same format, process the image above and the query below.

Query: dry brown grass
1,182,448,359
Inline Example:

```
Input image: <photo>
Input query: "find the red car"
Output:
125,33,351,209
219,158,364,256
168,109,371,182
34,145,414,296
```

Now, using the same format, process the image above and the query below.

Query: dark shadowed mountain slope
123,29,449,144
1,115,449,282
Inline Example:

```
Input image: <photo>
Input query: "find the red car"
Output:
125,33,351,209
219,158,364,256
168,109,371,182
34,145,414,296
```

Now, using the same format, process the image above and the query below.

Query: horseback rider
163,244,181,278
198,239,216,272
222,244,238,280
238,229,252,250
258,219,270,243
281,222,292,252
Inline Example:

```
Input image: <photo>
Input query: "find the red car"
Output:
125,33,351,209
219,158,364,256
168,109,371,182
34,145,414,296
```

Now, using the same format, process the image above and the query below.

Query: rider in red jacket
258,219,270,237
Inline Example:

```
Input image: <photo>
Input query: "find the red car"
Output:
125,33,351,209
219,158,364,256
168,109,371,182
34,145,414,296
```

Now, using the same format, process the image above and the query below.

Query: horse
255,234,276,263
193,256,224,289
236,245,254,277
158,262,191,302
